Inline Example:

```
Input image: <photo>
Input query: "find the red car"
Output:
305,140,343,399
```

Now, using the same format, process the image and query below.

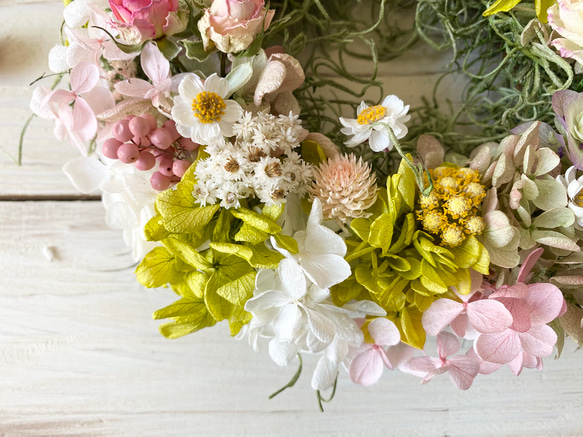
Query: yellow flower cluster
416,166,486,247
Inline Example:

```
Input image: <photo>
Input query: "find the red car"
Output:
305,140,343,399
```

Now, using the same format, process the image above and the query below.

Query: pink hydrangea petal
497,297,532,332
516,247,544,283
450,313,468,338
349,346,384,386
475,329,521,364
524,283,566,324
508,352,526,376
518,324,557,357
115,78,154,99
447,355,480,390
387,342,416,368
421,298,463,336
72,97,97,141
368,317,401,347
467,299,513,333
141,41,170,84
437,331,460,358
70,61,100,94
400,356,441,378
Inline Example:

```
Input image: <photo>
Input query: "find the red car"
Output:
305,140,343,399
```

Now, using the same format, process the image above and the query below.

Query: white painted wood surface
1,2,582,436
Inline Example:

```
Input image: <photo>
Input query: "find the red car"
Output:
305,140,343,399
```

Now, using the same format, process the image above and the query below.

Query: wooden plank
0,200,582,435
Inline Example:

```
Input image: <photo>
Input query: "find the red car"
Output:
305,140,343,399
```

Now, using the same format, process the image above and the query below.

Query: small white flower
339,95,410,152
273,198,351,289
558,165,583,227
172,73,243,145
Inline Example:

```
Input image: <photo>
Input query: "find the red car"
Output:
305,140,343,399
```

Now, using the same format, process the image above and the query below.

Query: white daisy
339,95,410,152
171,73,243,145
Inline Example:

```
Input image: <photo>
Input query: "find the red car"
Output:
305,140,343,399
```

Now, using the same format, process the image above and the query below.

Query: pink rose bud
198,0,275,53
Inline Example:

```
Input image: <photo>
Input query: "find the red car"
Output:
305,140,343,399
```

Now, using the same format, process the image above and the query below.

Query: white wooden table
1,1,582,435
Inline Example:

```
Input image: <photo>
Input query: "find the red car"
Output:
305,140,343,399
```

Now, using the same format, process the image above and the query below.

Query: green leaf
234,223,269,244
181,40,212,62
246,242,284,269
472,244,491,275
273,233,299,254
207,255,256,306
204,283,234,321
186,271,209,299
144,214,171,242
156,181,219,233
420,260,449,293
157,38,181,60
397,158,417,211
226,62,254,95
350,218,371,242
330,275,367,306
482,0,522,17
262,203,285,223
385,255,411,272
399,307,425,349
228,305,252,336
210,242,254,259
135,246,180,288
369,213,394,250
231,207,282,234
300,140,327,165
535,0,554,22
158,307,217,339
163,238,214,272
389,213,415,254
173,9,203,39
154,294,204,320
449,235,482,269
213,209,233,243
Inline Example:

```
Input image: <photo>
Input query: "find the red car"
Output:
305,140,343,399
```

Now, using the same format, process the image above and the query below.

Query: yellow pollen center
575,189,583,207
192,91,226,124
357,105,387,125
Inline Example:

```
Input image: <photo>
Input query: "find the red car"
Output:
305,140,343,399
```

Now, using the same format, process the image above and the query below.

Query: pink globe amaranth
109,0,186,42
198,0,275,53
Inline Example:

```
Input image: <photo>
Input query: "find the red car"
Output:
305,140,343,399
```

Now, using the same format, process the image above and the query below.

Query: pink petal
437,331,460,358
467,299,513,333
507,352,525,376
349,347,384,386
516,247,544,283
450,313,468,338
400,356,441,378
490,283,529,299
421,298,464,336
141,41,170,84
368,318,401,347
524,283,565,324
475,329,521,364
386,342,416,368
497,297,532,332
518,324,557,357
70,61,100,94
72,98,97,141
115,79,154,99
447,355,480,390
82,86,115,115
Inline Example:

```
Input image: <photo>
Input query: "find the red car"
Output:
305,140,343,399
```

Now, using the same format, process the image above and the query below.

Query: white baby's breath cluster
193,111,313,208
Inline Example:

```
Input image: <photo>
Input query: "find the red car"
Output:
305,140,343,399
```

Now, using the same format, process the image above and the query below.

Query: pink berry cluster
102,114,199,191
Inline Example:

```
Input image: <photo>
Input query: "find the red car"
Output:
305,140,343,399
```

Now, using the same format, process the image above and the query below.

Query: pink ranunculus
198,0,276,53
109,0,186,42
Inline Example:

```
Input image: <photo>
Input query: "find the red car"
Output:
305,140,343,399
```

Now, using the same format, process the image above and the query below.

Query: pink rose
549,0,583,72
109,0,186,42
198,0,276,53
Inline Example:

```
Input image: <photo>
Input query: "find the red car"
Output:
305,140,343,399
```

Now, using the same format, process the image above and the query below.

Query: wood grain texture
0,201,582,436
2,2,582,435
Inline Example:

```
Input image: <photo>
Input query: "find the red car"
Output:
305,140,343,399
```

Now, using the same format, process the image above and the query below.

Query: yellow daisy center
575,189,583,207
192,91,226,124
357,105,387,125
